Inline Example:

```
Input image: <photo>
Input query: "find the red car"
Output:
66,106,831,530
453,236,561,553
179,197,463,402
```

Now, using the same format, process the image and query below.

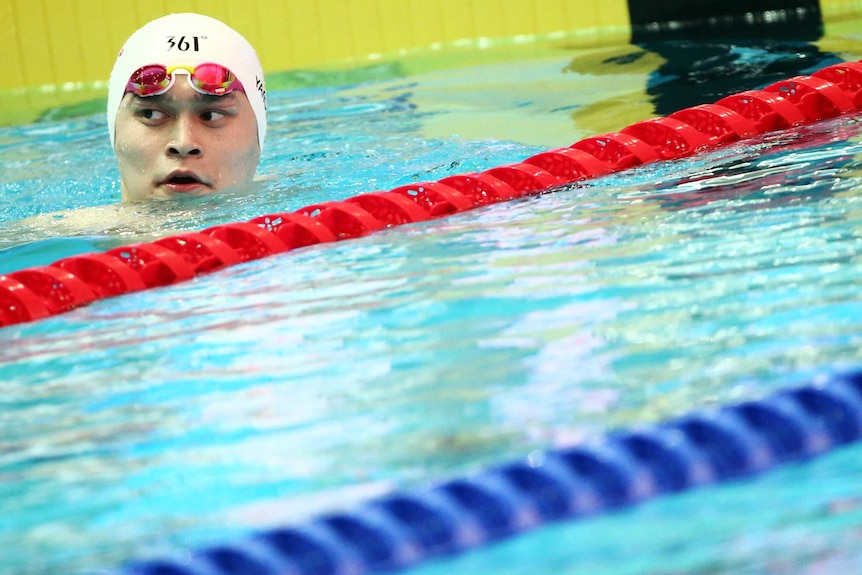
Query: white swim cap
107,13,267,150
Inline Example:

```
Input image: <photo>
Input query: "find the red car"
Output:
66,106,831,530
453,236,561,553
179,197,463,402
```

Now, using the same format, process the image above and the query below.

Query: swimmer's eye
135,108,168,122
200,110,229,122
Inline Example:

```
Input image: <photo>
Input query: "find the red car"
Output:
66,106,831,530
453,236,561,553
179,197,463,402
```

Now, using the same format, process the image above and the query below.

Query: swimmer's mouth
160,172,209,191
169,175,200,184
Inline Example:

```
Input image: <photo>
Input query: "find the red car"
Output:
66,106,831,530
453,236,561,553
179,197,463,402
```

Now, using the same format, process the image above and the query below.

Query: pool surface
2,33,862,575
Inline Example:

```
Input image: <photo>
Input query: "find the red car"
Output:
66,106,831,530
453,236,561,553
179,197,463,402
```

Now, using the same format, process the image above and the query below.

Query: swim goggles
125,63,245,97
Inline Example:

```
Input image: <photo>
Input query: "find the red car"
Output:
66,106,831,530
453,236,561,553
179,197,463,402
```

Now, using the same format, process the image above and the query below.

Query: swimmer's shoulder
20,204,153,234
4,203,190,247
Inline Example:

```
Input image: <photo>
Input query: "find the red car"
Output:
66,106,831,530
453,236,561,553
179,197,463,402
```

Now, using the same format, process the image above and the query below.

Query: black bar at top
627,0,823,42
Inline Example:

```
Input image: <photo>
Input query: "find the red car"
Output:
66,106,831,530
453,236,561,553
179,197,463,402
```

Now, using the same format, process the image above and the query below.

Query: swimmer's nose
167,116,202,158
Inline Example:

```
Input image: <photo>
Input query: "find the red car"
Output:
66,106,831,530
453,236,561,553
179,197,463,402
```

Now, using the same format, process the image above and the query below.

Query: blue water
1,40,862,574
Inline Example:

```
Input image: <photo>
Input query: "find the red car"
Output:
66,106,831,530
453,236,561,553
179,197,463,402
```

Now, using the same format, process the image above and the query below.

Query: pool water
2,37,862,574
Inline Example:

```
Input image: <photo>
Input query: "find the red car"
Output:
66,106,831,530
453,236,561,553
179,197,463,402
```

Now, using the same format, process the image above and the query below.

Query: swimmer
2,13,268,247
108,12,268,201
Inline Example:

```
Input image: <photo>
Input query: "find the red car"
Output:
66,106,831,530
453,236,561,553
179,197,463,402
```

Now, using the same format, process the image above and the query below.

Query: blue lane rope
111,369,862,575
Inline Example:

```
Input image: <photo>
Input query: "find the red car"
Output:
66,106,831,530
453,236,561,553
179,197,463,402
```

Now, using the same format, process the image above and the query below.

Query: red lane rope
4,61,862,328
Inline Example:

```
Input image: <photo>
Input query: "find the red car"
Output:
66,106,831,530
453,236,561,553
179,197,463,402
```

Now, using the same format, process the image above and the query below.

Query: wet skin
113,79,260,201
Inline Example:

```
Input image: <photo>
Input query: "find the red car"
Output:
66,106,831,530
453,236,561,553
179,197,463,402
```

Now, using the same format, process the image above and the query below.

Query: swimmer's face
113,80,260,201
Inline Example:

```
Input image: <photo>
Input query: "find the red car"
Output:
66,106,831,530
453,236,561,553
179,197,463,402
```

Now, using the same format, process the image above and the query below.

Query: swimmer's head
107,12,267,151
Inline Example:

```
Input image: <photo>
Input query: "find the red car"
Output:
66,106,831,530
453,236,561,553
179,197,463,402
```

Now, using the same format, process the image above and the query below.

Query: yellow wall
3,0,630,89
822,0,862,33
0,0,630,125
5,0,862,127
822,0,862,16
